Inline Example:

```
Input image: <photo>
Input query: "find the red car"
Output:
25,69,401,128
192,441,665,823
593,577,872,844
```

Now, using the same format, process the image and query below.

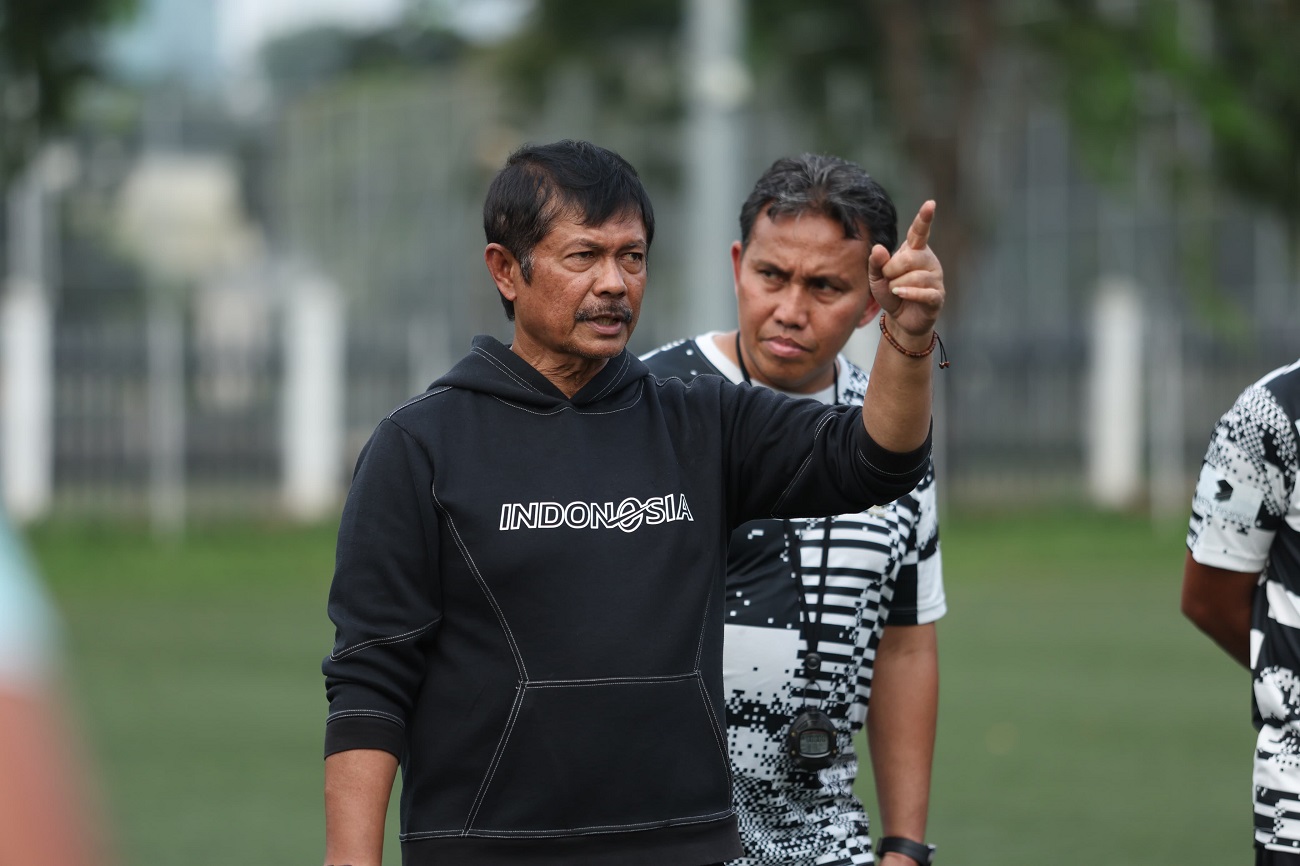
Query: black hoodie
323,335,930,866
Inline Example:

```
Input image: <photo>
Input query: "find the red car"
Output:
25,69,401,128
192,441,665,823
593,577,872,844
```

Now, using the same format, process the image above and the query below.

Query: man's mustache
575,304,634,323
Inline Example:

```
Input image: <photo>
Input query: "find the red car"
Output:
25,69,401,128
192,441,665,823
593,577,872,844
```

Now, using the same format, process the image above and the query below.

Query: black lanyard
783,518,834,698
733,332,836,697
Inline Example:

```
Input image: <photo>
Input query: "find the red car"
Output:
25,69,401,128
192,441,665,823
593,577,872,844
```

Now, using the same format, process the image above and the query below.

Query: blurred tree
0,0,138,185
493,0,680,118
259,14,469,106
1034,0,1300,272
494,0,1300,282
491,0,997,299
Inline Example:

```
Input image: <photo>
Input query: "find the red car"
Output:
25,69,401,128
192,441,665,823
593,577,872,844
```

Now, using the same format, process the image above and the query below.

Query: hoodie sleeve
323,418,442,759
719,382,931,525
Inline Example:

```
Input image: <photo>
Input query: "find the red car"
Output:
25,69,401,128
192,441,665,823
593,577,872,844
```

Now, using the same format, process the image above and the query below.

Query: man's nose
772,288,809,328
593,256,628,295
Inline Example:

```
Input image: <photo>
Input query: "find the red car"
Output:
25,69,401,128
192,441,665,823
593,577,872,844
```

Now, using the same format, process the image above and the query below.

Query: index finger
904,200,936,251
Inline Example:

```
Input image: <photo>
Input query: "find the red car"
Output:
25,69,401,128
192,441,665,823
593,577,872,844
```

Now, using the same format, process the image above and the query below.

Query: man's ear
485,243,519,305
730,241,744,298
857,294,882,329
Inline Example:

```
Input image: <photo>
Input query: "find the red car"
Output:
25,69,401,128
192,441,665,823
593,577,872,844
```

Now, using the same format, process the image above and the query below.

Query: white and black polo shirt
643,333,946,865
1189,358,1300,854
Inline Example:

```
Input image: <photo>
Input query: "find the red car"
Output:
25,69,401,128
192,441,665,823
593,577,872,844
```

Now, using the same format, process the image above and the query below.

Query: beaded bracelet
879,313,949,369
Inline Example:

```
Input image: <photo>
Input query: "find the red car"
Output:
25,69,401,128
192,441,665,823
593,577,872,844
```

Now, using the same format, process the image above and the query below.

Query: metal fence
51,314,282,519
6,62,1299,523
28,295,1297,526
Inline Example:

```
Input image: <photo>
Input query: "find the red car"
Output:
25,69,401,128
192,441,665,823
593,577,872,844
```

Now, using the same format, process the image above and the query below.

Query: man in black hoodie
322,140,945,866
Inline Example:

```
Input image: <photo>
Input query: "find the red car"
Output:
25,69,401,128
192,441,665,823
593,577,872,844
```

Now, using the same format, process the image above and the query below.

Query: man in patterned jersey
1183,358,1300,865
642,153,946,866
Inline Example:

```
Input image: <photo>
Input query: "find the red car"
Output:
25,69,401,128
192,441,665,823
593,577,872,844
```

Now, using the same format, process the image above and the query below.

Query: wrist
879,314,949,368
880,854,922,866
881,312,932,350
878,835,936,865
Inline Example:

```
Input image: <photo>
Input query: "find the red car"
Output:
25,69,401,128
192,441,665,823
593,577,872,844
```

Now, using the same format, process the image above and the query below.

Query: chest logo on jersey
498,494,694,533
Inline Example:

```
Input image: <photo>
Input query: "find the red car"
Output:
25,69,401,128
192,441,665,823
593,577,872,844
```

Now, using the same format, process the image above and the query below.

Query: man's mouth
576,306,633,331
763,336,807,359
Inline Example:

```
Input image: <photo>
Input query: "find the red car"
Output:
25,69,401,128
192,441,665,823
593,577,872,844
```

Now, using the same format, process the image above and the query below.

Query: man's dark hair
739,154,897,255
483,140,656,320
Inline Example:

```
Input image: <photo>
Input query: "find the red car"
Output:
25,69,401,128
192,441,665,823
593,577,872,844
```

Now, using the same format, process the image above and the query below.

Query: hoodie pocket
465,672,732,835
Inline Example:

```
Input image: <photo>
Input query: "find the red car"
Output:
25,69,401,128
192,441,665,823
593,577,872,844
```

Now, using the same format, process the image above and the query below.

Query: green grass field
28,508,1248,865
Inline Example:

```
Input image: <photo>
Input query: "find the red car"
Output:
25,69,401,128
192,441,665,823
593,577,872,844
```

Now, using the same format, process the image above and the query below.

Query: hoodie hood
433,335,650,411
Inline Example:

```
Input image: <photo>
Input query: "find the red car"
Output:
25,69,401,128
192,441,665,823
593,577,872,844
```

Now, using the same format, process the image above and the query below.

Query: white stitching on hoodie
464,684,526,832
587,352,631,401
488,381,645,416
389,386,451,418
326,709,406,728
329,619,439,660
402,807,736,840
471,347,543,394
770,410,837,514
429,481,528,681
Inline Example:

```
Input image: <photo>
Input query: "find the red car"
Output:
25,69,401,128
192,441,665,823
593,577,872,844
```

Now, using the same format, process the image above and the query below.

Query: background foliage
0,0,137,183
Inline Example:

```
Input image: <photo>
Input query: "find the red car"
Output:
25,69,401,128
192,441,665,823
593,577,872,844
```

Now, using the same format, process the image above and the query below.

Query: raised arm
863,201,945,453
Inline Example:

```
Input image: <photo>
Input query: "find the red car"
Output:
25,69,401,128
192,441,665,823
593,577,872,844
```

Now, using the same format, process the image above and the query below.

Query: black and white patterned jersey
642,333,946,866
1187,358,1300,853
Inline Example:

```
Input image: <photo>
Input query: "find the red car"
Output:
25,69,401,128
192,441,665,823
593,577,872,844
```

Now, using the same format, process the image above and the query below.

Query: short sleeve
1187,384,1298,573
909,464,946,624
884,462,946,625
